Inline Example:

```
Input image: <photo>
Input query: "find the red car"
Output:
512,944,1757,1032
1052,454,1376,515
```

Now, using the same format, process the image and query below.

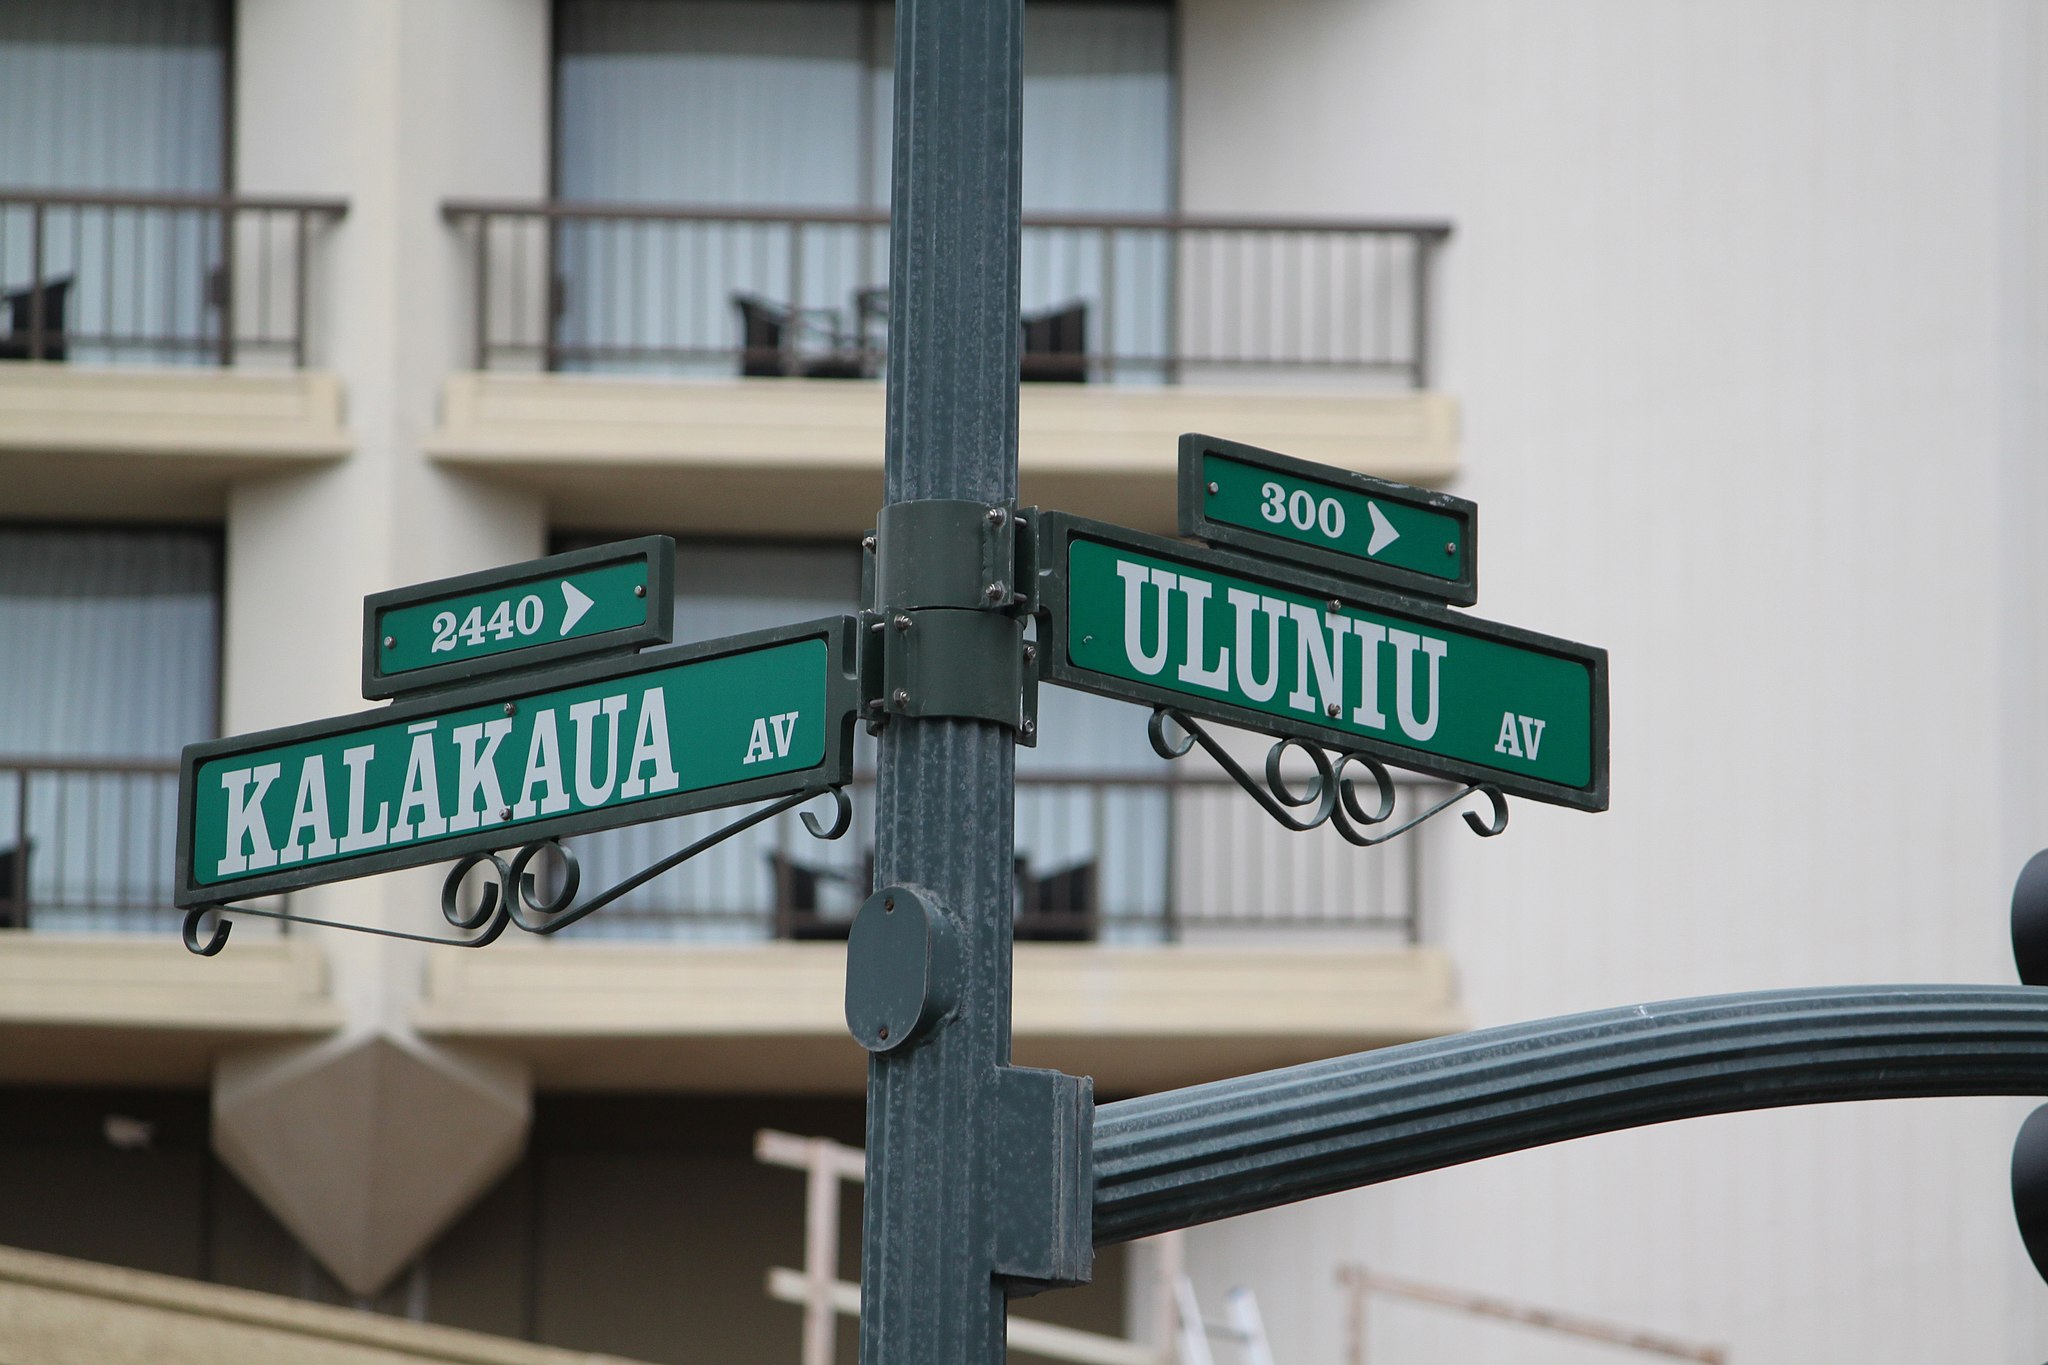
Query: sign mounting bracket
868,498,1038,739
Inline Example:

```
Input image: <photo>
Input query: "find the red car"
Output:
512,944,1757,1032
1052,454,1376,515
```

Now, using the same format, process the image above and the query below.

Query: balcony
429,200,1461,536
0,190,352,519
444,199,1450,387
1,753,1459,1093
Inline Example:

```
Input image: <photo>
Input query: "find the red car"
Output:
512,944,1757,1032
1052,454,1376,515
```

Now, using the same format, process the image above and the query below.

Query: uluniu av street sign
1034,511,1607,810
178,617,861,908
1178,433,1478,606
362,536,676,699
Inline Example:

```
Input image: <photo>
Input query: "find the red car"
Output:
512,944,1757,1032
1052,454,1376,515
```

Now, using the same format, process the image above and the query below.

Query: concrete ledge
414,942,1464,1097
0,365,350,519
0,1243,647,1365
0,935,341,1085
428,372,1459,536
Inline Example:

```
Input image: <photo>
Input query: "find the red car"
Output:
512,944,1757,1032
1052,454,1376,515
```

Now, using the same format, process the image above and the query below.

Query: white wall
1175,0,2048,1359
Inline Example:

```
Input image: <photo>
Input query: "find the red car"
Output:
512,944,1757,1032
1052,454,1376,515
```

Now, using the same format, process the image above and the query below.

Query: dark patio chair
732,292,869,379
1020,299,1087,383
0,842,30,930
769,849,864,940
1015,857,1096,942
0,276,73,362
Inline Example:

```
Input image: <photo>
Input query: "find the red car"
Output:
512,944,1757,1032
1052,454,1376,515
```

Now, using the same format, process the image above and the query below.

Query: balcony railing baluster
0,761,1430,941
443,199,1450,385
0,190,344,369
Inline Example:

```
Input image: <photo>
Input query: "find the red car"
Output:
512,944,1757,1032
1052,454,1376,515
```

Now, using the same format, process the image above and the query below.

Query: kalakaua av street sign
178,616,860,908
362,536,676,699
1034,510,1607,810
1178,433,1478,606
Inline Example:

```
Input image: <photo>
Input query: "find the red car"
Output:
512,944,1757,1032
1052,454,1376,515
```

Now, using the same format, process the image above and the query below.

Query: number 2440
431,596,544,652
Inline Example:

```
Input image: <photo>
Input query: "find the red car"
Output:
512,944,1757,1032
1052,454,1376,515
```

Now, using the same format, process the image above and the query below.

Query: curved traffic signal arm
1093,985,2048,1246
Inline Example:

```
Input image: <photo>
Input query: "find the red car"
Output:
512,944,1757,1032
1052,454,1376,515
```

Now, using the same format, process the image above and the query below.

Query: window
0,526,221,930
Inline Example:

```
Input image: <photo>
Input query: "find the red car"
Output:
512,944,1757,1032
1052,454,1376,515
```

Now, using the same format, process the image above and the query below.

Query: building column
210,0,552,1296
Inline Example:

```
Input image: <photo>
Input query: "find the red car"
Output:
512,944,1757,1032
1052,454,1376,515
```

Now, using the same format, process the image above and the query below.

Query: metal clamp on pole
870,499,1037,738
992,1066,1094,1294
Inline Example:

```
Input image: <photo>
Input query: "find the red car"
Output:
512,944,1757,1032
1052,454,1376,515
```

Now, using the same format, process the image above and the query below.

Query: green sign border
1032,510,1607,811
1176,434,1479,607
180,615,862,908
361,536,677,699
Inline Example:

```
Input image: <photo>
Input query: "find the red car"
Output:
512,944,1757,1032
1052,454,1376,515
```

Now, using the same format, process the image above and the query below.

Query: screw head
893,614,911,632
986,506,1007,527
862,533,877,552
884,896,895,911
1207,481,1219,495
1022,642,1037,664
1328,598,1343,614
984,582,1006,603
877,1025,890,1041
892,688,910,707
498,806,512,821
633,584,646,598
1022,719,1036,737
503,702,517,716
1326,702,1341,719
1446,541,1458,555
381,635,395,649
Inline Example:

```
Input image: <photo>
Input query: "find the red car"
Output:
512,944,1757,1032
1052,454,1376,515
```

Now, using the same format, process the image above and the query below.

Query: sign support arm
1093,985,2048,1246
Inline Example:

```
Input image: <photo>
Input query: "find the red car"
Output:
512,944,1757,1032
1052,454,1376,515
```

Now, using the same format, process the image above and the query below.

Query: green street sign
1034,512,1606,810
362,537,676,699
1178,433,1477,606
179,617,861,908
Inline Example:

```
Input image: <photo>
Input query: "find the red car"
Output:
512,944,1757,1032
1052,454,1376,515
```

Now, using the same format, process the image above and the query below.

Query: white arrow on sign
559,581,595,635
1366,501,1400,557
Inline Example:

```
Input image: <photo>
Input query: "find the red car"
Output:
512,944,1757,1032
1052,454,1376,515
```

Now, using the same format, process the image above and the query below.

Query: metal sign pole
860,0,1025,1362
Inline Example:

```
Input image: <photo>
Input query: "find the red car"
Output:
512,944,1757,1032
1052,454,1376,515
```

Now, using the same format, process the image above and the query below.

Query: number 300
1258,481,1345,539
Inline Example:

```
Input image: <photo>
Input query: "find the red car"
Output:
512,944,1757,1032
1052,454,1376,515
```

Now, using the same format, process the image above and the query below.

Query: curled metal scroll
488,784,854,938
1148,707,1507,849
182,785,852,956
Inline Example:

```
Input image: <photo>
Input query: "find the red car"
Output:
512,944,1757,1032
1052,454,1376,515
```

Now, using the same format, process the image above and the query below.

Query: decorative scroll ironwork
1147,707,1507,849
181,785,853,956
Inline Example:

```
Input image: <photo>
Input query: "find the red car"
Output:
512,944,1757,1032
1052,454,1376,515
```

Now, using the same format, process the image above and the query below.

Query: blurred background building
0,0,2042,1361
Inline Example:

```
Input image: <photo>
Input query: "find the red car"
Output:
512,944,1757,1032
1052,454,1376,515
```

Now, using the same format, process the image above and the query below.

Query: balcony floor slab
427,372,1458,536
0,935,341,1086
0,365,350,519
412,940,1464,1098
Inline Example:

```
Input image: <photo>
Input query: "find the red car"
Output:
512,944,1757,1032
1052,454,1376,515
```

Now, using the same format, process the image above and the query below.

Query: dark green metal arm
1093,985,2048,1245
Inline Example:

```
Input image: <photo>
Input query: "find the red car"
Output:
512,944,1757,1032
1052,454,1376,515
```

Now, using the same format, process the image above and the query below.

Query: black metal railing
558,769,1428,944
443,199,1451,387
0,762,1425,942
0,190,348,369
0,756,183,933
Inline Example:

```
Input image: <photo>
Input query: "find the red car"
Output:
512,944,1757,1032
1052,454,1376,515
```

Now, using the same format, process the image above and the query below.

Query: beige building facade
0,0,2044,1361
